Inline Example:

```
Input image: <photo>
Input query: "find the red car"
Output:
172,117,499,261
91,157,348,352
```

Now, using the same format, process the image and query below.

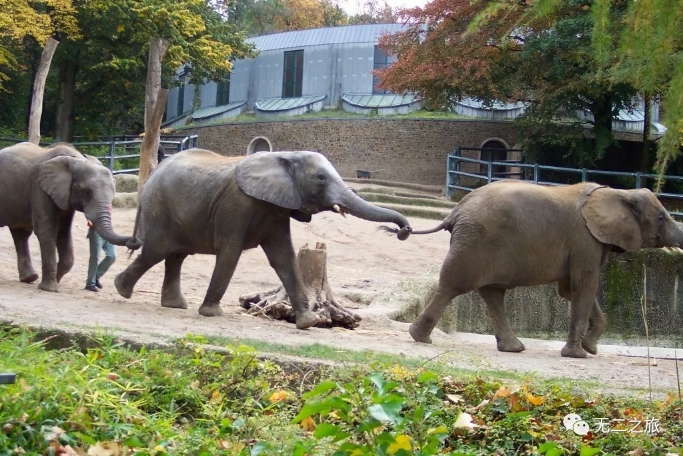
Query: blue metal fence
0,135,199,175
447,146,683,218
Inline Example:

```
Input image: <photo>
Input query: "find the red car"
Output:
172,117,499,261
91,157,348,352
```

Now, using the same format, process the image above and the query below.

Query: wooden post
28,38,59,145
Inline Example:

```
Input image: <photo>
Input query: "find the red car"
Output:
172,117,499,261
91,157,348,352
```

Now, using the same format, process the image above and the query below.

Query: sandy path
1,208,680,398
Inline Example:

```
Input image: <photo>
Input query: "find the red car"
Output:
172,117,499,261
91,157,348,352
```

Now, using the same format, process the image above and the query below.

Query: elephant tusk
333,204,347,218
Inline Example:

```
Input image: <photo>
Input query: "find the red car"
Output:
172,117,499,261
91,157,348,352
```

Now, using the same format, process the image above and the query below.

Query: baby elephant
383,180,683,358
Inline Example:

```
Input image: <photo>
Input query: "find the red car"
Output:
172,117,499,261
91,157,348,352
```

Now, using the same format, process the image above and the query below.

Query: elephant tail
127,199,143,259
378,220,449,236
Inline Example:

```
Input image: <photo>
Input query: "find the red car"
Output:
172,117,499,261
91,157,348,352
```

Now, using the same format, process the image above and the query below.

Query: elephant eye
315,173,326,184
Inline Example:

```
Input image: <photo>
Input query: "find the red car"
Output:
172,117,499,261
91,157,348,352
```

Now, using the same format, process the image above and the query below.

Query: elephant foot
560,344,588,359
496,336,526,353
295,310,321,330
114,273,133,299
38,281,59,293
409,323,433,344
161,294,189,309
581,339,598,355
198,303,224,317
20,272,39,284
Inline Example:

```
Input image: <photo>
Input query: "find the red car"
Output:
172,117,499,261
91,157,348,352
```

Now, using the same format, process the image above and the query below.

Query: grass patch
2,326,682,456
358,192,457,209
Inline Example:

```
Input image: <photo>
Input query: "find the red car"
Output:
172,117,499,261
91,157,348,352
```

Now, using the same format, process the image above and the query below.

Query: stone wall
181,118,520,187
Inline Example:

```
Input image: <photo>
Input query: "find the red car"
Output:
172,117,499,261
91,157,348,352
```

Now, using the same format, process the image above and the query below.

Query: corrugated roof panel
255,95,326,111
246,24,407,52
342,93,418,108
192,102,246,120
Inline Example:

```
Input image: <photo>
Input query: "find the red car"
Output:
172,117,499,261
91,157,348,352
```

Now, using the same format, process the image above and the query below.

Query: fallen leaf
210,390,223,403
453,412,479,431
43,426,66,442
446,393,464,404
387,435,412,454
106,373,119,381
87,442,122,456
269,391,288,403
525,392,544,406
493,386,511,399
301,416,316,432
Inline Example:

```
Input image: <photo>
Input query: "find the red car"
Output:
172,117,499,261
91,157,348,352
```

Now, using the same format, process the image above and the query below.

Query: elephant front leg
260,226,321,330
161,253,189,309
478,286,525,353
56,217,74,282
198,244,243,317
561,270,600,358
35,229,59,292
9,228,38,283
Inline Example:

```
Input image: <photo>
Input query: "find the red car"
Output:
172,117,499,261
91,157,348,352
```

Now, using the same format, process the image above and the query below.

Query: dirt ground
1,207,681,399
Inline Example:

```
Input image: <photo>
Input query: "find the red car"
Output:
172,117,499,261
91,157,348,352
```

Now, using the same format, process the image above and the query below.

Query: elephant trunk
86,203,142,250
338,188,412,240
671,220,683,248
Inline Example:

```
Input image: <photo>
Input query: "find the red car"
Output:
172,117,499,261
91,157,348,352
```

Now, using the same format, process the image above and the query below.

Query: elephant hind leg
409,285,462,344
478,286,525,353
161,253,189,309
114,247,164,299
198,243,244,317
581,300,606,355
10,228,38,283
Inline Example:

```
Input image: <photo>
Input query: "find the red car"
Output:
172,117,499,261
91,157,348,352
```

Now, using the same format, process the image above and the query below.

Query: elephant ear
580,186,642,251
234,152,302,209
37,155,75,211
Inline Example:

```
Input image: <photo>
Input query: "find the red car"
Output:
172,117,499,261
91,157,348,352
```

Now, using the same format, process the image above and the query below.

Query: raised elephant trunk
338,187,412,240
86,203,142,250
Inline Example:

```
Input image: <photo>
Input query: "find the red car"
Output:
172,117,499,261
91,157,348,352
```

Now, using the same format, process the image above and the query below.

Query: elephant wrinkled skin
384,180,683,358
0,142,141,292
114,148,412,329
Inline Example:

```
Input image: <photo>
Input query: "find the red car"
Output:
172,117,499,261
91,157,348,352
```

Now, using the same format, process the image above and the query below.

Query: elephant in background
0,142,141,292
382,180,683,358
115,148,412,329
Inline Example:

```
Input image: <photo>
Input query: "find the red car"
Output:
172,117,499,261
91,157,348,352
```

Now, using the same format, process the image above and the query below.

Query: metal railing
0,135,199,175
447,146,683,218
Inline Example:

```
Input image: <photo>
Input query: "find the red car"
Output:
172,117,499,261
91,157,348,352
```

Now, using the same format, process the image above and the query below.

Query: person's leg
96,240,117,287
86,230,102,291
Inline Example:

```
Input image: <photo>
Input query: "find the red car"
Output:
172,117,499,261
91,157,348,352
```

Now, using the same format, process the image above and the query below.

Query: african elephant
114,148,412,329
0,142,141,292
382,180,683,358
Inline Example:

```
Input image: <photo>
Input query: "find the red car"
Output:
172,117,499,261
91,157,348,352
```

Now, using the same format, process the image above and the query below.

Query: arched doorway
247,136,273,155
479,139,509,178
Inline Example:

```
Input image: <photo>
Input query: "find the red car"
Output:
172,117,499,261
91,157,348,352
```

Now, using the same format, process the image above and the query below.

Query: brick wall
181,118,520,186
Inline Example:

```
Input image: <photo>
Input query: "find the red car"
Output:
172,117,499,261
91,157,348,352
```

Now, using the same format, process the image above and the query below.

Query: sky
339,0,430,16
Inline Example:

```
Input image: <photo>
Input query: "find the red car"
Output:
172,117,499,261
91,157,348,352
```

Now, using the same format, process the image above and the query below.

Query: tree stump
239,242,362,329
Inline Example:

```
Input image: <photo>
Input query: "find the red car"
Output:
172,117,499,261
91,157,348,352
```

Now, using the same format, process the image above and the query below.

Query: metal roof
255,95,326,112
456,98,528,111
246,23,408,52
192,102,246,120
342,93,419,108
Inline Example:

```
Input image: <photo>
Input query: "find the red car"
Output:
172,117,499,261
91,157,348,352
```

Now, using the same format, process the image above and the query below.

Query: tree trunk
55,60,77,142
239,242,362,329
640,93,652,173
28,38,59,145
138,37,170,196
590,93,614,162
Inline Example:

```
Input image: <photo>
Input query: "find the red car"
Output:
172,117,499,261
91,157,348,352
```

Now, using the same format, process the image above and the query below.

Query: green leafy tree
377,0,639,168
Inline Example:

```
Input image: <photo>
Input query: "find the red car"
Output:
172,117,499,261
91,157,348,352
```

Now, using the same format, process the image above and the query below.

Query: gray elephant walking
115,148,412,329
383,180,683,358
0,142,141,292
